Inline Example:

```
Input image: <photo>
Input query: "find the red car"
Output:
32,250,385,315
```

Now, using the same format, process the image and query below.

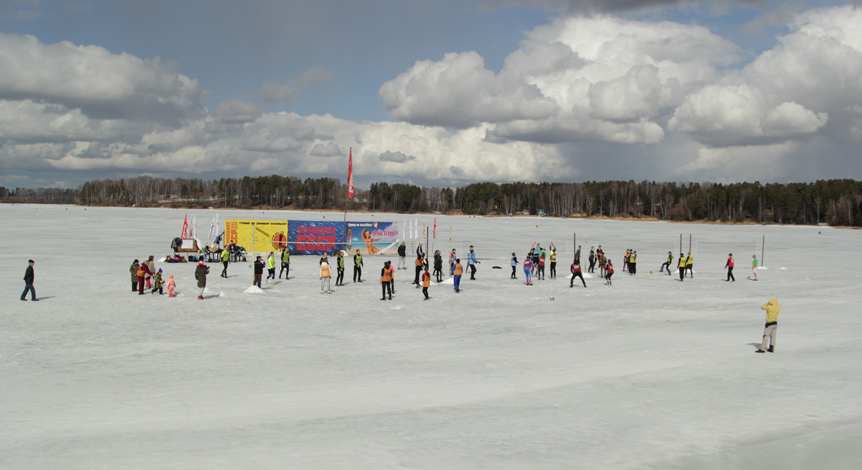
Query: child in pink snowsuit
166,275,177,297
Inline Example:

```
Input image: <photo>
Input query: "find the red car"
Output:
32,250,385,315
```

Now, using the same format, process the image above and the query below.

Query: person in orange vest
422,266,431,300
725,253,735,282
380,260,393,300
320,260,332,294
413,252,424,286
453,258,463,293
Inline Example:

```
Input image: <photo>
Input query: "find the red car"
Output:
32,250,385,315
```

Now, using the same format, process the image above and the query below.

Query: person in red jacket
570,258,586,288
136,261,153,295
605,260,615,285
421,266,431,300
725,253,735,282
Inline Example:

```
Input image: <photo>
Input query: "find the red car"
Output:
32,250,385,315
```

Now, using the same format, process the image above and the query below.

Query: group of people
129,256,175,297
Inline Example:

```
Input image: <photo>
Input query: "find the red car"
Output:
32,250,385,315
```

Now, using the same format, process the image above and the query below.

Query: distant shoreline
3,202,856,229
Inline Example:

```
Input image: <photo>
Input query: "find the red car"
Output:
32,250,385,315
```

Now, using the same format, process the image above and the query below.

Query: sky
1,0,861,190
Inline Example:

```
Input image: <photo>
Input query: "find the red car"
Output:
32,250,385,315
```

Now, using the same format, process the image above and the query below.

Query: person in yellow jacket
756,298,780,353
678,253,687,281
685,252,694,278
266,252,276,284
320,261,332,294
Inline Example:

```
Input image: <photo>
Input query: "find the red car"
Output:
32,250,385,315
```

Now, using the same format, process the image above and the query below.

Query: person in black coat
253,256,265,288
20,259,37,301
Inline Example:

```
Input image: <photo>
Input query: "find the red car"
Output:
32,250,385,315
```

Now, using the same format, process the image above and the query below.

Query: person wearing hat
151,268,165,294
194,260,209,300
20,259,38,301
130,259,140,292
253,256,265,288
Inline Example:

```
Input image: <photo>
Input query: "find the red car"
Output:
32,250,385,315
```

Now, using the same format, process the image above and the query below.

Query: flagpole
343,147,353,253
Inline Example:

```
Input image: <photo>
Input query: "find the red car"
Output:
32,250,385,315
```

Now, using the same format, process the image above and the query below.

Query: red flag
181,214,189,238
433,218,437,239
347,148,355,198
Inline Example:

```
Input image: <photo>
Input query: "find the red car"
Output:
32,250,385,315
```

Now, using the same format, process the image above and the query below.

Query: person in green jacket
220,249,230,278
130,259,140,292
353,250,363,282
194,260,209,300
279,247,290,279
755,298,781,353
266,252,276,284
335,250,345,286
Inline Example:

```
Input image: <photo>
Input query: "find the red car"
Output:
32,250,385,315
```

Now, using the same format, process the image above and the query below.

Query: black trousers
630,264,636,275
661,262,670,275
254,274,262,288
422,286,429,299
414,265,422,284
336,268,344,285
550,262,556,278
222,261,229,277
537,265,545,279
727,267,735,281
381,281,391,299
280,262,289,278
589,259,596,273
469,264,476,280
679,267,686,281
511,266,517,278
132,281,137,292
570,271,585,287
354,266,362,282
434,267,442,282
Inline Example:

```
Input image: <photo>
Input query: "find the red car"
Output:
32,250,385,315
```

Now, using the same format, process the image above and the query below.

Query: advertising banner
346,222,400,255
288,220,345,255
225,219,289,253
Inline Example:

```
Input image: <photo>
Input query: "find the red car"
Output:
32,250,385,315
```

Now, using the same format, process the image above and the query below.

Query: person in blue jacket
467,246,479,280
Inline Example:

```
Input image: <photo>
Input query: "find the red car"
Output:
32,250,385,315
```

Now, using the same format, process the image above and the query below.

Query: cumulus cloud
380,15,739,146
3,5,862,188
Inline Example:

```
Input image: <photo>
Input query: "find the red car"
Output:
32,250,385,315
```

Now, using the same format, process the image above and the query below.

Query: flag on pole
433,218,437,239
190,215,196,239
347,148,355,198
181,214,189,238
208,214,218,239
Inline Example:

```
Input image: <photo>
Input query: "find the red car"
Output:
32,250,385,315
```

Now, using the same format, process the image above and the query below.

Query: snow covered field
2,204,861,470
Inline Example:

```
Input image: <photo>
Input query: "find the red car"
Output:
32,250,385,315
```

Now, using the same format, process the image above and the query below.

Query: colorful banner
288,220,345,255
346,222,399,255
224,219,399,255
225,219,289,253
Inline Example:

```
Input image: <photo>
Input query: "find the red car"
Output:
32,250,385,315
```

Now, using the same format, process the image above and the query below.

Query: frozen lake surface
2,205,861,469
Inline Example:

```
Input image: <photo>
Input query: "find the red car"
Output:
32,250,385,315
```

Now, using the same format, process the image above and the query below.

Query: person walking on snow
422,266,431,300
279,247,290,279
221,248,230,278
320,261,332,294
755,298,781,353
151,268,165,294
605,260,615,285
166,275,177,297
20,259,37,301
266,252,276,283
752,254,759,281
725,253,736,282
685,252,694,278
194,260,209,300
453,259,463,292
523,255,534,285
433,250,443,282
510,252,518,279
467,248,478,280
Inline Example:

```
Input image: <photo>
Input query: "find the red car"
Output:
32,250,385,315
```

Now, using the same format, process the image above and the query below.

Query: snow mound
437,278,455,285
244,286,265,294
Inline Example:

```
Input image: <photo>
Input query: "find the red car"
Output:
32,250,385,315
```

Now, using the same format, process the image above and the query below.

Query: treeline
5,176,862,227
0,186,78,204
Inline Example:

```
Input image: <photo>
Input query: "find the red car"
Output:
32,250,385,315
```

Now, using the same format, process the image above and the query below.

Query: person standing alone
353,250,363,282
752,254,759,281
194,260,209,300
20,259,37,301
725,253,735,282
755,298,780,353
